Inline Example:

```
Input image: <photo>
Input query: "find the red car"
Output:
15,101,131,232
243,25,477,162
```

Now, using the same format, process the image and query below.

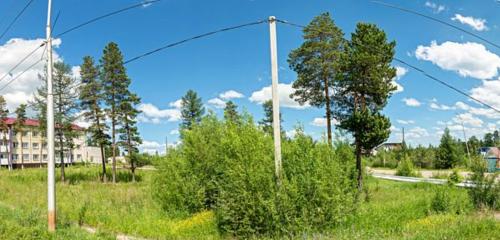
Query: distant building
479,147,500,172
372,142,403,155
0,117,102,168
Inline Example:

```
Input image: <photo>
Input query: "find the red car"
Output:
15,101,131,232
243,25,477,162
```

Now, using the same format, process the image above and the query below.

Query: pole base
48,210,56,232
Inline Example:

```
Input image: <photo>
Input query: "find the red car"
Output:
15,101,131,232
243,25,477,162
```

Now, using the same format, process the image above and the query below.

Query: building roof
485,147,500,159
1,117,84,131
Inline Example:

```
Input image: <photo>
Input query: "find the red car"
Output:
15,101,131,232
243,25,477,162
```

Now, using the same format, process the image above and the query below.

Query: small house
479,147,500,172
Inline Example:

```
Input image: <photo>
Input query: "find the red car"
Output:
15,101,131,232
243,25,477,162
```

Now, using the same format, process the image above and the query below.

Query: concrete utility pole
46,0,56,232
268,16,282,180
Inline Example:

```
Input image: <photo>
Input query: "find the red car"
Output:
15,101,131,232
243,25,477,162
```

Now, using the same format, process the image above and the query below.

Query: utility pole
268,16,282,181
457,114,471,162
46,0,56,232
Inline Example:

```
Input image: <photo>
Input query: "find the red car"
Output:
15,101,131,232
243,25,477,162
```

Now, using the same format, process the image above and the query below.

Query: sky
0,0,499,154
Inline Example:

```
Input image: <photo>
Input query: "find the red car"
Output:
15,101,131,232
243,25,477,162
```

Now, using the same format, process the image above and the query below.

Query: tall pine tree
180,90,205,130
223,101,240,124
259,100,283,136
101,42,130,183
288,12,345,146
79,56,110,182
118,93,142,182
14,104,27,169
336,23,396,191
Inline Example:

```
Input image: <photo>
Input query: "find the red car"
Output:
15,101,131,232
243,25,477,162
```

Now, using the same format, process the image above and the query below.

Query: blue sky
1,0,499,153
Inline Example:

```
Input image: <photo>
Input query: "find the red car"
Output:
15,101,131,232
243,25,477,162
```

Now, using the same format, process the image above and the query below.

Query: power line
124,19,267,64
0,0,36,42
54,0,162,38
0,55,44,92
370,1,500,50
275,19,500,114
0,0,160,88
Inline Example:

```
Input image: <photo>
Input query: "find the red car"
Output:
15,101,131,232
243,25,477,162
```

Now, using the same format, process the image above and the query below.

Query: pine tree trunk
355,141,363,192
100,143,107,182
59,131,65,182
126,123,135,182
324,76,332,147
112,119,116,184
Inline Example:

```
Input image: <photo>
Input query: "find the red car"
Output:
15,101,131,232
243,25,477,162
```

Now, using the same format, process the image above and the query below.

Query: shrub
396,157,420,177
447,168,462,185
153,116,358,237
467,156,500,210
430,186,472,215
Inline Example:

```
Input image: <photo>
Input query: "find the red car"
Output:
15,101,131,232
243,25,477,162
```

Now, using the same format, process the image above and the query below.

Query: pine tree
79,56,109,182
118,93,142,182
14,104,27,169
32,62,79,181
180,90,205,130
288,12,345,146
258,100,282,136
483,133,494,147
223,101,240,124
101,42,130,183
437,128,463,169
0,96,10,170
336,23,397,191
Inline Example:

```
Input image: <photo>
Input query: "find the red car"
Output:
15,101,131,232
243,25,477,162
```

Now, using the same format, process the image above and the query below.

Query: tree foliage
436,128,464,169
288,12,345,146
180,90,205,130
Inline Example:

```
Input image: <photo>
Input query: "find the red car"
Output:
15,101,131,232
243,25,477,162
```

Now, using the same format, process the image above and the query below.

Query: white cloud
397,119,415,125
406,126,430,139
0,38,62,111
402,98,421,107
310,117,338,127
169,129,179,135
249,83,309,109
207,97,226,109
470,79,500,110
219,90,244,100
415,41,500,80
453,112,483,127
392,66,407,93
429,98,454,110
425,1,445,13
139,140,166,155
138,103,181,123
168,99,182,109
451,14,488,31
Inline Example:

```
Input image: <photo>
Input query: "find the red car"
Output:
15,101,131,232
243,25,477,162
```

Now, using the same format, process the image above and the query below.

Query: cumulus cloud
406,126,430,139
429,98,454,110
402,98,421,107
451,14,488,31
219,90,244,100
396,119,415,125
138,103,181,123
470,79,500,110
207,97,226,109
453,112,483,127
169,129,179,135
168,99,182,109
310,117,338,127
415,41,500,80
392,66,407,93
249,83,309,109
425,1,445,13
139,140,165,154
0,38,62,111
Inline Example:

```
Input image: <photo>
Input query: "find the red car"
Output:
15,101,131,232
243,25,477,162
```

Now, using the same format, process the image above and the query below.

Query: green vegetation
396,156,421,177
0,167,498,239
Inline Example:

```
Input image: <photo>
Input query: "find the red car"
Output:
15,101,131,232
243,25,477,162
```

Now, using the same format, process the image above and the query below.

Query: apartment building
0,117,102,168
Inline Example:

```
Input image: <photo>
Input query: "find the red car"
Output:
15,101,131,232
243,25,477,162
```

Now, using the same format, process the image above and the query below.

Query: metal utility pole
46,0,56,232
268,16,282,181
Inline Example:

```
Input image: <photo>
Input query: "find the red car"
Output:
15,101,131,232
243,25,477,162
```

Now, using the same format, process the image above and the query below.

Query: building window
22,142,29,149
42,143,47,149
22,154,29,161
42,154,48,161
77,154,82,160
22,131,29,137
32,131,39,137
33,154,39,161
76,144,81,149
13,154,18,161
33,143,39,149
12,142,18,148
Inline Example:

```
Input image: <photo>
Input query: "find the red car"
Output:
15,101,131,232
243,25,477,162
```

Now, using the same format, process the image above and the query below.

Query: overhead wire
0,0,36,42
124,19,267,64
275,19,500,114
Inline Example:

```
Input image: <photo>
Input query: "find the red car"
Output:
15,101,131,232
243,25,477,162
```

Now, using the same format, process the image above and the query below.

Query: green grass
0,166,498,239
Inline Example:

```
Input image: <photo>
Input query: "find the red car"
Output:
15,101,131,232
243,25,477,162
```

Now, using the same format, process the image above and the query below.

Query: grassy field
0,166,498,239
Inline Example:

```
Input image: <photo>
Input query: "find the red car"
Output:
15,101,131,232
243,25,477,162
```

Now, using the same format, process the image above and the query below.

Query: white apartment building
0,117,102,168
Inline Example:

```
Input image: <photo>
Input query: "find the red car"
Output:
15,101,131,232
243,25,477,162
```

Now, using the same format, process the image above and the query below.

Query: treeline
369,128,500,170
0,42,142,183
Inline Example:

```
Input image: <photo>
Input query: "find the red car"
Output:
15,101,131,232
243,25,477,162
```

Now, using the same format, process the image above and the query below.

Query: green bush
153,115,358,237
430,186,472,215
467,156,500,210
447,168,462,185
396,157,420,177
